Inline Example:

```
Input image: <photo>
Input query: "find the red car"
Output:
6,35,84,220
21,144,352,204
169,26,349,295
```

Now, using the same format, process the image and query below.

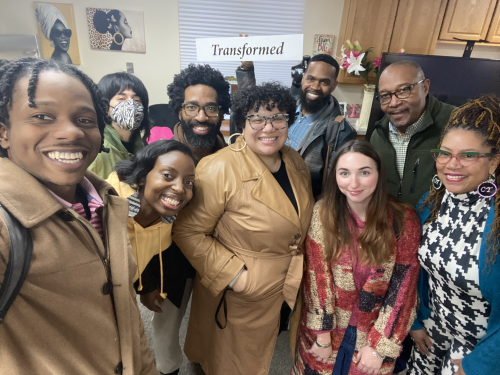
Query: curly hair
230,82,297,133
424,94,500,270
115,139,195,190
167,64,231,115
98,72,151,142
0,57,110,157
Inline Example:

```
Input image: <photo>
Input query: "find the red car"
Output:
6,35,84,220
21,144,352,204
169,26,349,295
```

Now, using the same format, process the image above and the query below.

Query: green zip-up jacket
89,125,144,179
370,94,455,207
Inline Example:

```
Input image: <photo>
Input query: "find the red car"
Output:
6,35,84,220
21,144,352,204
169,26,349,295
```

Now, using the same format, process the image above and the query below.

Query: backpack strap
0,203,33,324
321,115,345,194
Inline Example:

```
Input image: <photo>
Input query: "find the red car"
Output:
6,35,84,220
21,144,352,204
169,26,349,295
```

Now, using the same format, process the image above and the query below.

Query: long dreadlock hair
424,94,500,270
0,57,110,157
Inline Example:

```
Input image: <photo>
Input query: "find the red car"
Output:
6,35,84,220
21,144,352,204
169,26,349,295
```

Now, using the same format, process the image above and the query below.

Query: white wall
0,0,180,105
2,0,499,106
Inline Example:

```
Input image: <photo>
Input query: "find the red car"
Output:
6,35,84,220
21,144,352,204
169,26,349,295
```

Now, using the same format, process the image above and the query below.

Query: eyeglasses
246,114,289,130
431,149,496,167
182,103,220,118
376,79,425,105
51,29,72,39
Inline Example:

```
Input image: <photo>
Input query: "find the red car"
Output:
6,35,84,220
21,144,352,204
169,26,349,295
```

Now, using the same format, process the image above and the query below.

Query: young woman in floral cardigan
292,140,421,375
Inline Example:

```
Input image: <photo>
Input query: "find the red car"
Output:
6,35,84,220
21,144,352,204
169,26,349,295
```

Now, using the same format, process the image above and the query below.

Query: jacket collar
296,95,341,151
234,136,303,229
0,157,117,228
104,124,144,155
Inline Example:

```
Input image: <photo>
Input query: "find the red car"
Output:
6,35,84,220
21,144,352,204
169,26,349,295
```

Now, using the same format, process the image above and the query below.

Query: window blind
178,0,306,86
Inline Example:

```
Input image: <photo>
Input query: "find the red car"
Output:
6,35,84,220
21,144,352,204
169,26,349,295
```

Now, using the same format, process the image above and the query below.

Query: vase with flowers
338,40,376,131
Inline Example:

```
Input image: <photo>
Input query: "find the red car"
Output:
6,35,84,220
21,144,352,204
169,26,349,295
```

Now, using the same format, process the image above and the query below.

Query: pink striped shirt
47,178,105,243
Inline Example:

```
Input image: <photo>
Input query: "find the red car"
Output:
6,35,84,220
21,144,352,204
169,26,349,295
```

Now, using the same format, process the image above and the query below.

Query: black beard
299,88,329,113
180,117,220,149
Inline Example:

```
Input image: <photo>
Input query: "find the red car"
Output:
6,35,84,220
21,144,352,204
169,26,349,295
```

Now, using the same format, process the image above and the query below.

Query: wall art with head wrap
33,2,81,64
86,8,146,53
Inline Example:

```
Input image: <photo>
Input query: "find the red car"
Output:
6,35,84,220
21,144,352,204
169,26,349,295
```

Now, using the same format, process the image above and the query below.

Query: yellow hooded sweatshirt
107,171,171,298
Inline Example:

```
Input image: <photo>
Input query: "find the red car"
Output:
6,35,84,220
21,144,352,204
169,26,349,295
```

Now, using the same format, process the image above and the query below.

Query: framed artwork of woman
86,8,146,53
33,2,81,65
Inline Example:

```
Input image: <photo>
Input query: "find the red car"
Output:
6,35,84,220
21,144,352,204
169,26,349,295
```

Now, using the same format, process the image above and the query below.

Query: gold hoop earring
228,133,247,152
287,137,292,146
113,32,124,45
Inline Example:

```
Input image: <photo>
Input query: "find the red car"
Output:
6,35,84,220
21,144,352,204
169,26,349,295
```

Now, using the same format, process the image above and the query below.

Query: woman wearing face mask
408,96,500,375
35,3,73,64
107,140,195,375
173,83,315,375
92,9,133,51
292,140,420,375
89,72,150,179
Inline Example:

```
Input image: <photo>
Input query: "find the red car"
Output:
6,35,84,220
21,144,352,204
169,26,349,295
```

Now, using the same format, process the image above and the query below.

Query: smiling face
336,151,379,210
117,11,132,39
140,151,195,218
378,64,429,133
178,84,221,149
243,103,288,159
300,61,338,114
436,129,500,195
0,71,101,192
50,21,71,52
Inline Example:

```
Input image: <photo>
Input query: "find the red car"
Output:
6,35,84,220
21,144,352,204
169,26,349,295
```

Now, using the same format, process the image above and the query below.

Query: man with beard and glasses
147,64,232,375
236,54,356,197
168,64,230,164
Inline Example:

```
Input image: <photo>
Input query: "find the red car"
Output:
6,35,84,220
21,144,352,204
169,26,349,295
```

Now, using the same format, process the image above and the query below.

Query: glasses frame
181,103,221,118
430,149,496,166
51,29,72,39
376,79,425,105
245,114,289,131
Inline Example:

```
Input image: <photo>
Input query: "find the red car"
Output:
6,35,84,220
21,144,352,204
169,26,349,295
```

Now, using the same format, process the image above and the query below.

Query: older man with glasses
369,60,455,374
370,60,455,209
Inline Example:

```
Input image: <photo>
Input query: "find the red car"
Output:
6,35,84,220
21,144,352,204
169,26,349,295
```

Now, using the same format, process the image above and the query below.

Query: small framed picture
338,101,347,116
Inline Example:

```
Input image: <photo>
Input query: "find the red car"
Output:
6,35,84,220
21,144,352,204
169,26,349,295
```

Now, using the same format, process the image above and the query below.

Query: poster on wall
86,8,146,53
33,2,81,64
313,34,335,56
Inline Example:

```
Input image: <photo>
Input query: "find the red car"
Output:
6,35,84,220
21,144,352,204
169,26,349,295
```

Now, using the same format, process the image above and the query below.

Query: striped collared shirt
388,112,426,179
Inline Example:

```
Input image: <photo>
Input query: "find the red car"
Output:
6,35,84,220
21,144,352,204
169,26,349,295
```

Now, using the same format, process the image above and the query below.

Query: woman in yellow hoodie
107,139,196,375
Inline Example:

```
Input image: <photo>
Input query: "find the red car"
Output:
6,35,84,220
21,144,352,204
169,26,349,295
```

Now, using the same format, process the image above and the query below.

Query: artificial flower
347,52,366,75
373,55,382,69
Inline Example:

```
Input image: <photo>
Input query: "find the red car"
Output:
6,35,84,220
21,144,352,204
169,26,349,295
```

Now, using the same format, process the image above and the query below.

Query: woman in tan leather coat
173,83,314,375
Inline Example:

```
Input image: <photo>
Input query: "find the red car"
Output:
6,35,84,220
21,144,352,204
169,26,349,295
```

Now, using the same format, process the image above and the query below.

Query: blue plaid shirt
287,103,328,150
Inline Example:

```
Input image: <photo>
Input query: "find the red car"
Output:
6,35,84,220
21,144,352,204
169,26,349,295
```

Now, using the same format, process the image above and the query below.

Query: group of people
0,52,498,375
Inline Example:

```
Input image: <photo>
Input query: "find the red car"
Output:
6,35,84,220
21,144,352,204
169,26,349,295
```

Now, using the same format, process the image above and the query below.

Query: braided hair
0,57,110,157
424,94,500,269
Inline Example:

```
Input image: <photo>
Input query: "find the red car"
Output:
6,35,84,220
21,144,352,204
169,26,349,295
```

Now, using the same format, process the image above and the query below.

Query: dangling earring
228,133,247,152
432,174,443,190
287,136,292,147
478,175,497,198
113,32,124,45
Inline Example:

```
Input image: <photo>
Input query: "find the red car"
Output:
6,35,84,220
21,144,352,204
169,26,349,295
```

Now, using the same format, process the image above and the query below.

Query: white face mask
111,99,144,131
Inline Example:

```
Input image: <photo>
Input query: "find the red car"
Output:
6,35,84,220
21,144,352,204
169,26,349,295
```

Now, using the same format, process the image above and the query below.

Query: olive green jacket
88,125,144,179
370,94,455,207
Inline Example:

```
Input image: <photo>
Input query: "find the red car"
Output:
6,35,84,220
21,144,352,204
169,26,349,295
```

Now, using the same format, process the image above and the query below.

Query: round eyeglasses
246,114,289,131
182,103,220,118
431,149,496,167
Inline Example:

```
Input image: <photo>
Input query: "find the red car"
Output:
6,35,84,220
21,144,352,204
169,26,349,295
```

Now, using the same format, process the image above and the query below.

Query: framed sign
196,34,303,61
